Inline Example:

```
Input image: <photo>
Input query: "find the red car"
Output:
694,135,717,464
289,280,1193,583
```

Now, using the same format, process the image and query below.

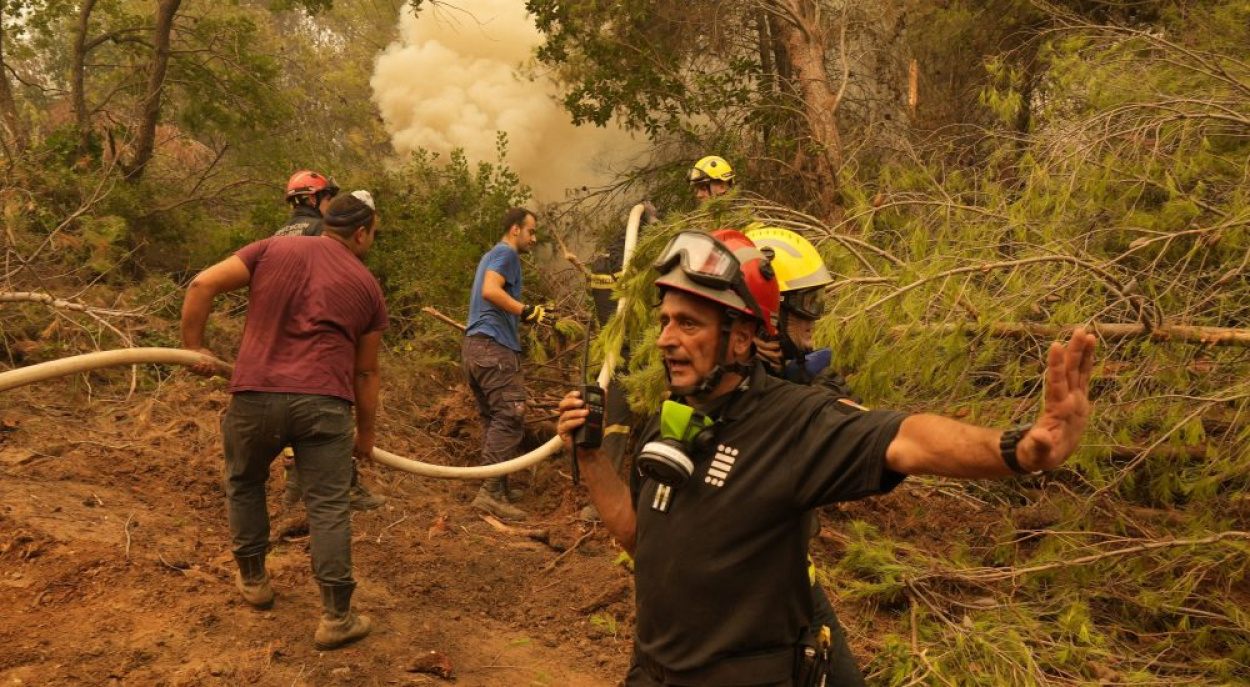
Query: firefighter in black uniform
275,169,338,237
557,229,1097,686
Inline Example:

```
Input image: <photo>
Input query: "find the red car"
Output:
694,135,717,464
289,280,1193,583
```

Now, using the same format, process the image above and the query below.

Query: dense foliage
2,0,1247,683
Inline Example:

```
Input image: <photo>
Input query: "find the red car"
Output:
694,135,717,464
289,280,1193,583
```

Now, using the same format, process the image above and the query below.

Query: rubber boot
234,553,275,610
499,474,524,503
471,478,527,520
348,463,387,511
349,483,387,511
314,583,373,651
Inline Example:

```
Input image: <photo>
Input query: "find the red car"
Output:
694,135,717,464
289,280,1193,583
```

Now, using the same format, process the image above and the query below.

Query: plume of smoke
371,0,643,202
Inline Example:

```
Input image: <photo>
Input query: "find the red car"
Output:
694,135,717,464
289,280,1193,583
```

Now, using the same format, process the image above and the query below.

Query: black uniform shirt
630,363,907,673
274,205,324,237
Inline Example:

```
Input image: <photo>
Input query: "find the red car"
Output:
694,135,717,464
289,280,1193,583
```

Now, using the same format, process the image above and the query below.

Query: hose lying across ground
0,205,646,481
0,347,567,479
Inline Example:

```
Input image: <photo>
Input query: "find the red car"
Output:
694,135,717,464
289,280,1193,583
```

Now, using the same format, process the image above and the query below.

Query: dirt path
1,366,1012,686
0,376,632,686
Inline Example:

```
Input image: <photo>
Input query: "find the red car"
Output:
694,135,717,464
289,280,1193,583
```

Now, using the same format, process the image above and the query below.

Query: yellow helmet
745,227,832,293
687,155,735,185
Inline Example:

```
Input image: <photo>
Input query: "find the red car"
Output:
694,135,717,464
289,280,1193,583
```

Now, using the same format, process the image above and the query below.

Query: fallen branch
1109,444,1210,461
421,306,466,331
923,531,1250,585
479,514,549,543
578,579,631,614
1,291,145,318
549,225,590,276
541,530,594,573
850,255,1161,328
374,513,410,544
123,513,135,558
888,321,1250,348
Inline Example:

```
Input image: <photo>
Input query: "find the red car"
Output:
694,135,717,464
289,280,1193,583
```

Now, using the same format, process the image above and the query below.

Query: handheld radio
571,333,605,485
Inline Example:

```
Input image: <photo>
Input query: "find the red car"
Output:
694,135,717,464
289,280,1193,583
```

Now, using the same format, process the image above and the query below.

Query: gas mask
637,400,718,488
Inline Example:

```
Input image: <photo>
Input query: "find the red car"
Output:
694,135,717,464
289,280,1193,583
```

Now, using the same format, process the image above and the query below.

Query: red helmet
654,229,780,337
285,170,339,201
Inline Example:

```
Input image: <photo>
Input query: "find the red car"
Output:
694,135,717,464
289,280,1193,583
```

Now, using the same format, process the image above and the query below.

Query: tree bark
124,0,181,182
770,0,844,223
0,10,26,155
71,0,100,153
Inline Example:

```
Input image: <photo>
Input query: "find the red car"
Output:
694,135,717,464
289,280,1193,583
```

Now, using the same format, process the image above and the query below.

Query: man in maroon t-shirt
180,191,387,651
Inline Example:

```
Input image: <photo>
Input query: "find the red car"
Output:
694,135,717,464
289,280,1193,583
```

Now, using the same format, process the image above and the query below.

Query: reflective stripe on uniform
590,272,622,290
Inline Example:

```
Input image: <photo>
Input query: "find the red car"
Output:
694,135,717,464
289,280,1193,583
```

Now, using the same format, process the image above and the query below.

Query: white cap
350,190,375,210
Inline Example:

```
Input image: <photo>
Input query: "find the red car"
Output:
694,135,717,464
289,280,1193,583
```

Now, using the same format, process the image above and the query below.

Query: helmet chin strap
666,311,752,399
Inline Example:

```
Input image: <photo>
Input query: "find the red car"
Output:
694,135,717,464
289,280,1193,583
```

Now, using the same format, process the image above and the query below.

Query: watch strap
1000,424,1037,475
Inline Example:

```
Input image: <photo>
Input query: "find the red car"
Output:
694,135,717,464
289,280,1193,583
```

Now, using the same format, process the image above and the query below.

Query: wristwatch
1000,424,1040,475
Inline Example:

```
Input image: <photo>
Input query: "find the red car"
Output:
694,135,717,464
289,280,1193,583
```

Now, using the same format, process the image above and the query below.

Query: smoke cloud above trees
370,0,643,201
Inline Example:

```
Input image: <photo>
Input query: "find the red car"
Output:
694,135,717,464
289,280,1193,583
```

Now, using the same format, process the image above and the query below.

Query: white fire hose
0,204,646,480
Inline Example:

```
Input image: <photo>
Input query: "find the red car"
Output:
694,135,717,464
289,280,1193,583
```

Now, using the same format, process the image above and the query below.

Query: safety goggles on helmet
653,231,744,291
785,287,827,319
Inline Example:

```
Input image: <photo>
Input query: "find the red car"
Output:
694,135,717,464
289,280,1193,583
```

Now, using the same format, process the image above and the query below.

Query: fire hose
0,203,646,480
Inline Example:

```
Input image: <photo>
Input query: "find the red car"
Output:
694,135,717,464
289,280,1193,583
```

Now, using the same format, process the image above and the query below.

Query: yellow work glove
520,303,551,325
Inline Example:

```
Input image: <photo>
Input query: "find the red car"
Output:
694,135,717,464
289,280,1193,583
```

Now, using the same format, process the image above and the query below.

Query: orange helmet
285,170,339,202
653,229,779,337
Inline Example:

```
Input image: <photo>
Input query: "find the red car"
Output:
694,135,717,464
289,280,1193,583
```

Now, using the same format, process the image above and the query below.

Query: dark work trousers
805,511,865,685
461,335,526,466
809,583,865,685
222,391,355,586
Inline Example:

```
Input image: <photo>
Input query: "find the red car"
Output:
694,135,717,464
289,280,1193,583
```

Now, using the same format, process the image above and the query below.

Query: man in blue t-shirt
462,207,543,519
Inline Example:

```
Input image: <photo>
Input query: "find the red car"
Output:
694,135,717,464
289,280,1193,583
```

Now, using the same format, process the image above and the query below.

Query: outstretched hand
1018,327,1098,471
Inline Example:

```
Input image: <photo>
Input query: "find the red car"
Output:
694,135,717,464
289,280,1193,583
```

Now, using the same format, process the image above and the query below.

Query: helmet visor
785,287,827,319
653,232,742,290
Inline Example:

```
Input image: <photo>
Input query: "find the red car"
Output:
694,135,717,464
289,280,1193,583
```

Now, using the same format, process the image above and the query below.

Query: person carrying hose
462,207,545,520
274,171,386,511
181,191,386,651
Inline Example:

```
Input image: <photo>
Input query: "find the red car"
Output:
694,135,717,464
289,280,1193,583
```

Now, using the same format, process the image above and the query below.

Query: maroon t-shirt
229,236,388,403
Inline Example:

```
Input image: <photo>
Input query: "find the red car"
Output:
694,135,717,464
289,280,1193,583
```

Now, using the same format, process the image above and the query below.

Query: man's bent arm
557,391,637,553
481,270,524,315
180,256,251,349
578,449,637,554
353,330,383,460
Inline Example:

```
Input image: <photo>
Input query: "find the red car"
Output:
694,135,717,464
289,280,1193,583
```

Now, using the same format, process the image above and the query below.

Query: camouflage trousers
461,335,526,466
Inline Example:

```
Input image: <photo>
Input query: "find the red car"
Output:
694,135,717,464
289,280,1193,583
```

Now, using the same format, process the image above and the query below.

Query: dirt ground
0,361,997,686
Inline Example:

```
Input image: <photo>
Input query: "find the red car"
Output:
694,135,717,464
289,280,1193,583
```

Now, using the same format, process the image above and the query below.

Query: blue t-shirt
465,242,523,351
